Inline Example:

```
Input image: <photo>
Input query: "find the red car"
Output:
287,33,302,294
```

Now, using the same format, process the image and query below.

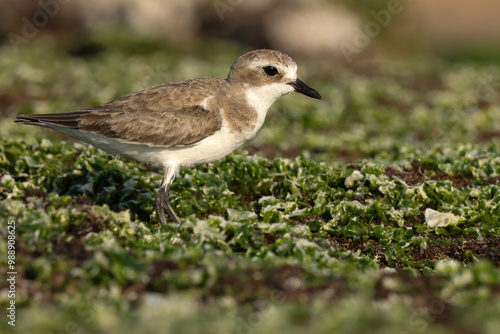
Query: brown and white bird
15,49,322,225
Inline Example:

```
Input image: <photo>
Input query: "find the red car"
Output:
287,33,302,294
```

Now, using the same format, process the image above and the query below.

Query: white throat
245,83,294,134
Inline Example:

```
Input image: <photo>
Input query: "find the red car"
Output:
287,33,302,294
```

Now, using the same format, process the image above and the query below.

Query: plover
15,49,322,225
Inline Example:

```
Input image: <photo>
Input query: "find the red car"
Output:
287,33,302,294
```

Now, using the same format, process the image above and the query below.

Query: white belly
51,125,248,168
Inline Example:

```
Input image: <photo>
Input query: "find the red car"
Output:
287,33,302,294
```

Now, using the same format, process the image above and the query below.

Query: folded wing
15,79,225,148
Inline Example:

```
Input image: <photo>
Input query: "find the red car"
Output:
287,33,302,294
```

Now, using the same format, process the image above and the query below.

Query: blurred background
1,0,500,162
2,0,500,60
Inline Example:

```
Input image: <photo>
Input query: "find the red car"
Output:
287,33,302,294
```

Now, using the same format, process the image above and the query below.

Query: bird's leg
155,166,179,225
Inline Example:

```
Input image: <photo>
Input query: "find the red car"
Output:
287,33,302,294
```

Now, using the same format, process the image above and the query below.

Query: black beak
288,78,322,100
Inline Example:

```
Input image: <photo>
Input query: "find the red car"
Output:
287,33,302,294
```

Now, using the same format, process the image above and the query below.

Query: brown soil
328,235,500,268
385,160,474,188
413,235,500,264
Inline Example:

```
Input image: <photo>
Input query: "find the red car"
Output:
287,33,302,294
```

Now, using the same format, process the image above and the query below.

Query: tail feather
14,111,91,129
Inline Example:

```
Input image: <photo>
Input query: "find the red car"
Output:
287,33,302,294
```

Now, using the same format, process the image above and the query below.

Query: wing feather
15,78,227,147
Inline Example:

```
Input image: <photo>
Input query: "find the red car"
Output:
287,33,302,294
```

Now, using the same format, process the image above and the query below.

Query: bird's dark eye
263,66,279,76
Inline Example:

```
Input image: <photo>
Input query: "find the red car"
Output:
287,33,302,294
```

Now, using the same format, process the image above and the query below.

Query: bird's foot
155,187,179,225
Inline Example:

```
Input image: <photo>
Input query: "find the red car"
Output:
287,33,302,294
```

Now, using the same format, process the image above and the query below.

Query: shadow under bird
15,49,322,225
